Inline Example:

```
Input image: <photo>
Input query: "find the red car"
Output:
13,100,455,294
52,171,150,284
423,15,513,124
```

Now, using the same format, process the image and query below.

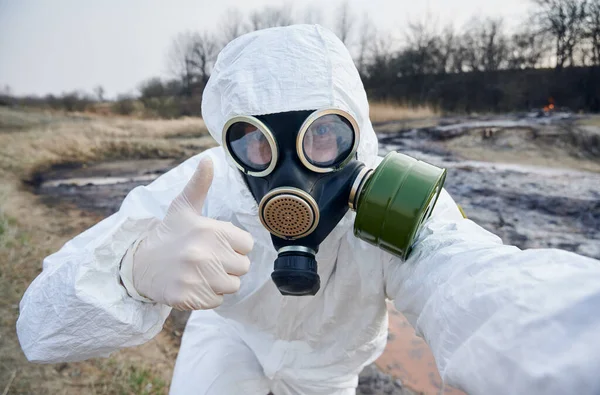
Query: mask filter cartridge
350,152,446,259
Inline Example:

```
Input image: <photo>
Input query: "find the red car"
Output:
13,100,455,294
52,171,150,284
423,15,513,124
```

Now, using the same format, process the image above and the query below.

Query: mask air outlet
259,188,319,239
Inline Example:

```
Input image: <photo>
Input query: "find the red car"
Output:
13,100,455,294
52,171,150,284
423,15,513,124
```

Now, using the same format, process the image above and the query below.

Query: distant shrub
60,91,93,112
12,92,94,112
113,95,136,115
0,95,13,107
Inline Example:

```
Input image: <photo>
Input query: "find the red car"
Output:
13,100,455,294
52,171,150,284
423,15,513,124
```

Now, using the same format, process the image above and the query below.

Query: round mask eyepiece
222,116,278,177
296,109,360,173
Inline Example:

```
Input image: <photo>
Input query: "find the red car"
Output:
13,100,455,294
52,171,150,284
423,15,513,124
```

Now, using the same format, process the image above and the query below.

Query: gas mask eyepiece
223,109,446,297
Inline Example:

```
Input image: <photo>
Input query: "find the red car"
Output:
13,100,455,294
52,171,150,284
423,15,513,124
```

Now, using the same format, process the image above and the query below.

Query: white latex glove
120,157,253,310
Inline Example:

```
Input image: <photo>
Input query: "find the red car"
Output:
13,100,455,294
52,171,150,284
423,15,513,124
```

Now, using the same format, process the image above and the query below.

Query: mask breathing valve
272,246,320,296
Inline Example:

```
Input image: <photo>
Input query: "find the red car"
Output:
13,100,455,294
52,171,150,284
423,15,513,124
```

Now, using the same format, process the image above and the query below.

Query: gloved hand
120,157,253,310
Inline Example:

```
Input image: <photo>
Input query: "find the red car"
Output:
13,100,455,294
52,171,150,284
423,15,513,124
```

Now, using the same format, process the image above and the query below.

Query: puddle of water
41,174,159,188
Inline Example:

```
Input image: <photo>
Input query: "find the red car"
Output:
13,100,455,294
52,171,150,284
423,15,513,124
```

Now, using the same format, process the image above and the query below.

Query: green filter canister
353,152,446,259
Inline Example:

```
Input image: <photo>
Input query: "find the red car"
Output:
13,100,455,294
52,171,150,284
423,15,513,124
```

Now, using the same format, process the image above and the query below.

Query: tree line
2,0,600,115
135,0,600,114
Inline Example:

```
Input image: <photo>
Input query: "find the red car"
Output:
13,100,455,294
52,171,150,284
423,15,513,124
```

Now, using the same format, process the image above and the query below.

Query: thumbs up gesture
129,157,254,310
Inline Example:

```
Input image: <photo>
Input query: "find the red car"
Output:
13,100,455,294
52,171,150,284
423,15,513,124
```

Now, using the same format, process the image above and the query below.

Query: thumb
178,156,214,214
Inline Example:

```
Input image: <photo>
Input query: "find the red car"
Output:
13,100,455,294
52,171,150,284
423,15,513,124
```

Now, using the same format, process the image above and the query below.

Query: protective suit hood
200,25,384,295
201,24,379,169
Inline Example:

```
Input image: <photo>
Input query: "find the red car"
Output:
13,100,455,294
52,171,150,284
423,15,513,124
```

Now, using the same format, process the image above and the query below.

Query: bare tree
93,85,105,102
437,25,458,73
585,0,600,64
168,32,198,96
397,18,456,75
249,5,294,30
219,8,250,45
448,30,473,73
531,0,588,69
299,4,322,24
399,19,444,75
168,31,218,96
364,30,395,79
372,31,395,63
189,32,219,85
461,17,509,72
334,0,355,46
356,15,376,76
508,27,551,69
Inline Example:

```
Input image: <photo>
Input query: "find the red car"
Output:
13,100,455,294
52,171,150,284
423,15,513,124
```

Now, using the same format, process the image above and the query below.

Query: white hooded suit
17,25,600,395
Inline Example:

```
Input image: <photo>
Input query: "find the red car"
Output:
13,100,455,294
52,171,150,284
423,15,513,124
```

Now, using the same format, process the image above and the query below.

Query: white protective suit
17,25,600,395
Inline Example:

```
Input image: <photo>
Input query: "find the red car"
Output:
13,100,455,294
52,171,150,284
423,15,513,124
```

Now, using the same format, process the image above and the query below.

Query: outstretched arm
384,189,600,395
16,149,224,363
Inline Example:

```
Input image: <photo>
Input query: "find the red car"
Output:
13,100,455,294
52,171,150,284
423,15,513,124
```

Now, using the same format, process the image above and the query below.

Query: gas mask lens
302,115,354,167
224,118,277,176
298,111,359,172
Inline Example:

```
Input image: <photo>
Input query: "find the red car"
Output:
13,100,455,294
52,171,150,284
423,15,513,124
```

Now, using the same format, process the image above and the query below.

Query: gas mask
222,109,446,296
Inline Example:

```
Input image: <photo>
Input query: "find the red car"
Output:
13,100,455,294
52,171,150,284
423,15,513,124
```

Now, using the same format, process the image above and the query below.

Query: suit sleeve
384,189,600,395
16,148,226,363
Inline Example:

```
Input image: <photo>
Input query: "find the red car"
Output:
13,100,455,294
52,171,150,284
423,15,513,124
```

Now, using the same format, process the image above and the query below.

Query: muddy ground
38,112,600,260
33,112,600,394
377,113,600,260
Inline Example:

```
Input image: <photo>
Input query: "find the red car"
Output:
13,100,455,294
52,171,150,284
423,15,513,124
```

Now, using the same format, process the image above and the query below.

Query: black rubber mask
224,110,364,296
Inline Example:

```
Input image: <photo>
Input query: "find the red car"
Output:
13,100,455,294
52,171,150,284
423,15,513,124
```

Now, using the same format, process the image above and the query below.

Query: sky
0,0,532,98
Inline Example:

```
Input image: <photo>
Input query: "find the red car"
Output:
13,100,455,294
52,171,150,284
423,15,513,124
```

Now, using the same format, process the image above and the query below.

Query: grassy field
368,102,438,124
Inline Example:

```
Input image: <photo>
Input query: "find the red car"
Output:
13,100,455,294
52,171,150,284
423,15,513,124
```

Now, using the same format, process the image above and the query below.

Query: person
16,24,600,395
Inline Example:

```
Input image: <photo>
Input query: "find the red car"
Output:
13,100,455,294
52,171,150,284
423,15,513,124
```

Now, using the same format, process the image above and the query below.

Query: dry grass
0,107,212,181
0,107,215,394
369,101,438,124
